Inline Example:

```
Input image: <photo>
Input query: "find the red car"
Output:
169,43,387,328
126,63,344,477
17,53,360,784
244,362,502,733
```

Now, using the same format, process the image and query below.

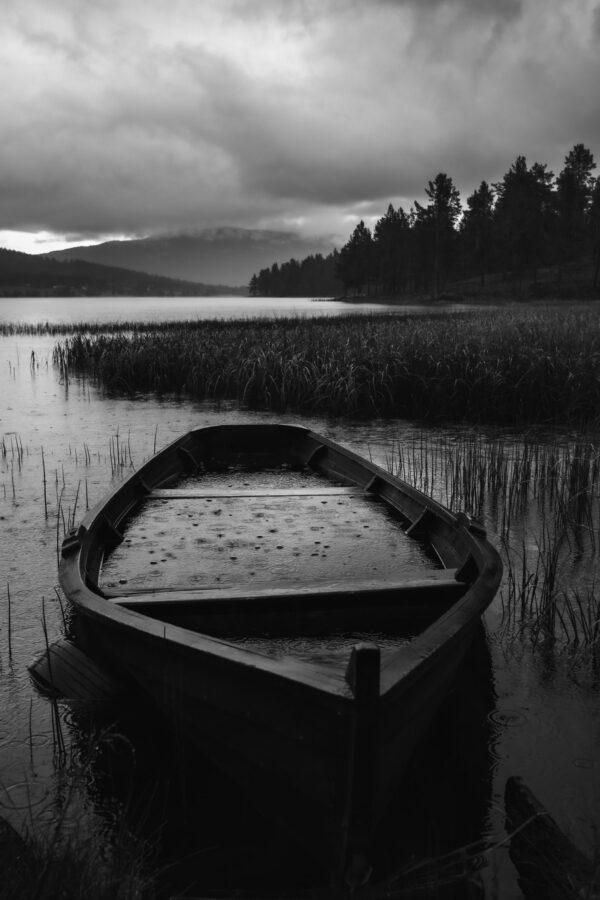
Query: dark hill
47,228,337,287
0,247,243,297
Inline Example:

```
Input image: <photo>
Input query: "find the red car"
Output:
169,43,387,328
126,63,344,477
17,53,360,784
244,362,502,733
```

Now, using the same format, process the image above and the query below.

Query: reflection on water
1,321,599,897
0,294,402,325
0,295,492,327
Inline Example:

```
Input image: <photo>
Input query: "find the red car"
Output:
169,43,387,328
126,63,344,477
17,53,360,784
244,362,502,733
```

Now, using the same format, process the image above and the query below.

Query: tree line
0,248,240,297
248,250,342,298
249,143,600,299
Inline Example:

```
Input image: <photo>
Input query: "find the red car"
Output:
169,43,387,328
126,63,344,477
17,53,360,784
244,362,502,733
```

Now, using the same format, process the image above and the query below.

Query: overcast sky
2,0,600,254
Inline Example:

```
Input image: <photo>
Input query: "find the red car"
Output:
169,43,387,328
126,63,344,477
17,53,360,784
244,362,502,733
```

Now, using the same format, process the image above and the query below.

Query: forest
249,144,600,300
0,248,240,297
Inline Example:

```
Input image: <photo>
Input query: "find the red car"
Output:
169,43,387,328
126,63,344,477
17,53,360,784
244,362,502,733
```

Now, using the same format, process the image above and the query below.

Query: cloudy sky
2,0,600,254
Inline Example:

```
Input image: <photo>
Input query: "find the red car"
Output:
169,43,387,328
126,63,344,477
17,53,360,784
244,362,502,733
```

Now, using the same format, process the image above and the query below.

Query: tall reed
388,429,600,676
2,730,157,900
52,307,600,426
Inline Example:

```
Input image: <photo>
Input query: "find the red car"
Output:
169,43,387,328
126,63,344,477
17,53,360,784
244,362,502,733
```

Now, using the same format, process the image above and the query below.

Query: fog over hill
47,228,338,288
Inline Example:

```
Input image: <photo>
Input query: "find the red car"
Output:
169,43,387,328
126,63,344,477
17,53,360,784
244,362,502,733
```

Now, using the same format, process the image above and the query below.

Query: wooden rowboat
59,423,502,889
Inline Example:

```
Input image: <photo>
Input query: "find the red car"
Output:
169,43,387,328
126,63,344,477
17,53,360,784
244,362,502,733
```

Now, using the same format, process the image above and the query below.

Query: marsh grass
390,432,600,541
109,429,135,476
51,306,600,426
388,429,600,678
1,731,157,900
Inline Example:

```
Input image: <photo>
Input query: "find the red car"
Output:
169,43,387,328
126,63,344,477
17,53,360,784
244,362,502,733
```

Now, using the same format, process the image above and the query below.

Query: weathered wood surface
150,486,365,499
28,638,122,700
343,643,381,889
105,570,465,654
107,568,463,605
99,474,433,596
505,775,599,900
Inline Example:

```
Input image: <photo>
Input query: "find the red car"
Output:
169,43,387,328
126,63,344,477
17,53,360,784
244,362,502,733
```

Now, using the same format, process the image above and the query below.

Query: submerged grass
1,731,157,900
52,306,600,426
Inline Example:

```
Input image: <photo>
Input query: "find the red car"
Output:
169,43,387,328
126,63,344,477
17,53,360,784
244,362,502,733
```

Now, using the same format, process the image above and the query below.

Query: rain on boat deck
99,466,462,664
100,467,435,592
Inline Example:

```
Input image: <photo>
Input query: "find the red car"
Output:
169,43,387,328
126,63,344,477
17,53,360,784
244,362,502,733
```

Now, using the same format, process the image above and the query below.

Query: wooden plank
28,638,123,700
148,486,367,500
505,775,600,900
344,644,380,887
105,568,463,608
99,481,433,597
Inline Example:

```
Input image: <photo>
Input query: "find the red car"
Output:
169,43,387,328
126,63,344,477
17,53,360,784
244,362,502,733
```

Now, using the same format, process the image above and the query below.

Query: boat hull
60,423,503,886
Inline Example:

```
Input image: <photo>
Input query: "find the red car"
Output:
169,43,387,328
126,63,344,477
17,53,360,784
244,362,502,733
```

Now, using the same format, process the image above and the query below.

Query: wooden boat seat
148,487,367,499
104,567,466,612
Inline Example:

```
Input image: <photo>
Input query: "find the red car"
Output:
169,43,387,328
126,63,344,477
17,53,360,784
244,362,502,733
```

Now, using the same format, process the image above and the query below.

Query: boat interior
98,462,470,666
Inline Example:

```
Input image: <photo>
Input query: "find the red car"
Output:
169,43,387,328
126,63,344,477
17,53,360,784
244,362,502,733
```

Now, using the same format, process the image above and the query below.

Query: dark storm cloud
378,0,522,15
1,0,600,249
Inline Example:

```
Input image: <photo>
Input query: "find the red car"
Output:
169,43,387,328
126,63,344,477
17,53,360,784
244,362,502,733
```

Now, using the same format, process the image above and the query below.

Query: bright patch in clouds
0,231,116,255
1,0,600,254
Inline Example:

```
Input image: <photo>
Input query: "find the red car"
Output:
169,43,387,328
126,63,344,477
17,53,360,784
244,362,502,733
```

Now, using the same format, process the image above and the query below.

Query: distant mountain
47,228,338,287
0,247,243,297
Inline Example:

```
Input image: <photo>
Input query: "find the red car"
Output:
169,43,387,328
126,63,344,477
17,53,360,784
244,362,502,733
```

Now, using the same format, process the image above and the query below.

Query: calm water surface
0,295,393,325
0,294,488,325
0,301,598,897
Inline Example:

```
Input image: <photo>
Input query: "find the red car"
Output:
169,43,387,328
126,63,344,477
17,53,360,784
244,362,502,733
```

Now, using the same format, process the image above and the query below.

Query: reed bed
53,307,600,426
1,320,182,336
390,432,600,546
387,429,600,679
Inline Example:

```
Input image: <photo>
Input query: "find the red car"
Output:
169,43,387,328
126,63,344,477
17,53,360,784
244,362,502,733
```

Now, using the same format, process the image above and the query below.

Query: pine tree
373,204,411,296
493,156,555,292
461,181,495,287
556,143,596,272
248,273,259,296
590,177,600,288
335,221,374,297
414,173,461,297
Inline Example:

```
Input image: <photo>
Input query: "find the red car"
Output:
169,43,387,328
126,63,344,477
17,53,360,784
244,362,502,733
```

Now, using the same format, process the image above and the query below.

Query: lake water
0,294,488,326
0,295,394,325
1,298,598,898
